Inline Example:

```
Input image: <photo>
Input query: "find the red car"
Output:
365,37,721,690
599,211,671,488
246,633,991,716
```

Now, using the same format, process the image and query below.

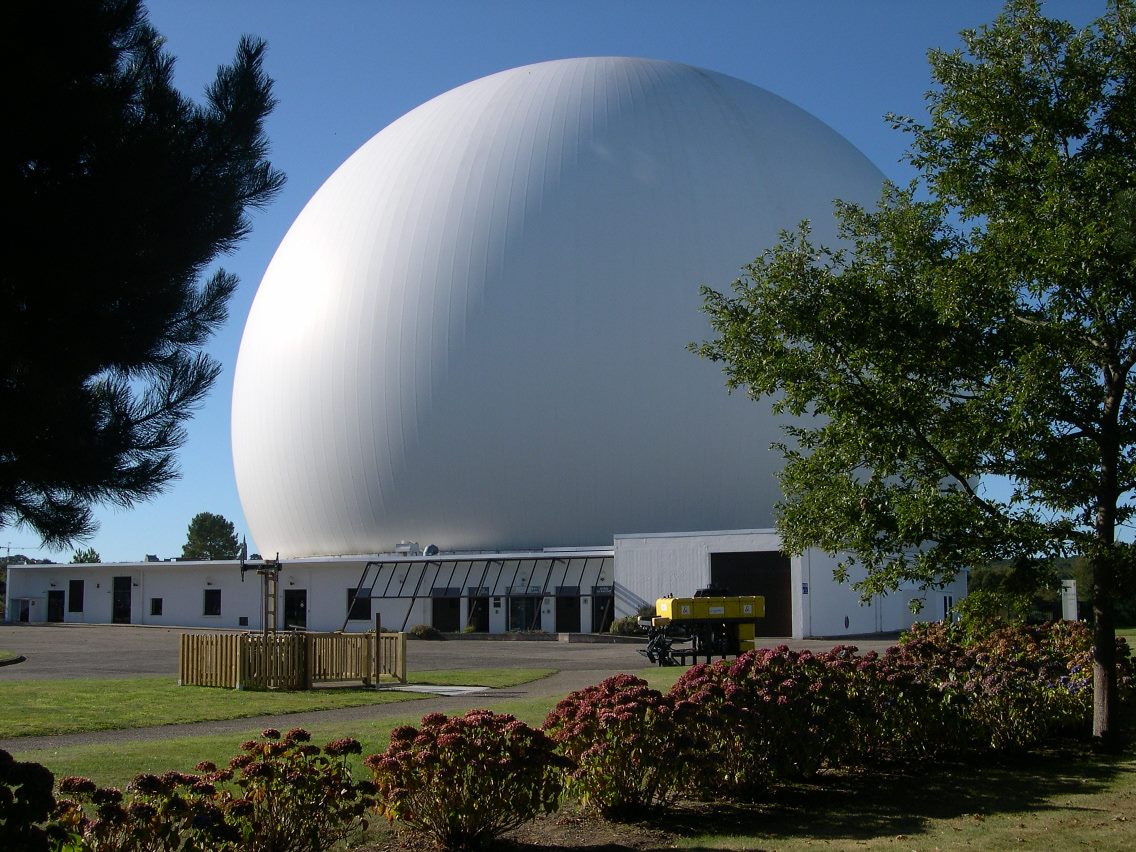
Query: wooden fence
375,631,407,683
179,631,407,690
241,633,309,690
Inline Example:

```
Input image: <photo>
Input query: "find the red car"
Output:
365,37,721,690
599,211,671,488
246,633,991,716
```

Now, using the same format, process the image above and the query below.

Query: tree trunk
1091,365,1122,750
1090,552,1117,749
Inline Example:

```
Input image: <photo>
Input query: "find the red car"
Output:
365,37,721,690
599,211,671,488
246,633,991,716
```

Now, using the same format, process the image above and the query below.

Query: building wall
3,554,615,634
6,539,966,638
799,550,967,637
5,562,266,629
614,530,968,639
613,529,785,614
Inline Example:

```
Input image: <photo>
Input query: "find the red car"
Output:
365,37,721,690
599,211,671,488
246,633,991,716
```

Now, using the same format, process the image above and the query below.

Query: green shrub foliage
606,615,644,636
952,587,1033,644
543,674,684,816
0,749,56,851
365,709,568,851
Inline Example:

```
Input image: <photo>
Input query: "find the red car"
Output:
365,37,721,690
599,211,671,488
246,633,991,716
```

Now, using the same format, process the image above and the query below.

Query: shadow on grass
653,739,1130,847
373,740,1134,852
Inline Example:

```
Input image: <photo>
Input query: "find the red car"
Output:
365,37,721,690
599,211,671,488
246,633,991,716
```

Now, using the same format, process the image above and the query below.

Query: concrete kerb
436,632,643,643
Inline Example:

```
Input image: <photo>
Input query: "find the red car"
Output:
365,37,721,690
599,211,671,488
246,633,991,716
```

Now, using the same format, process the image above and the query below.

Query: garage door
710,551,792,636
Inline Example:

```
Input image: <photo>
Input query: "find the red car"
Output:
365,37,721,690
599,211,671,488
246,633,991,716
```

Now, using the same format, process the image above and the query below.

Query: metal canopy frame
343,553,613,632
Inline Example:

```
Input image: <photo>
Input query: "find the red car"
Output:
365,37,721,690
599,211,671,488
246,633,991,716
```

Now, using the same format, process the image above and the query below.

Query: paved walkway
0,624,899,753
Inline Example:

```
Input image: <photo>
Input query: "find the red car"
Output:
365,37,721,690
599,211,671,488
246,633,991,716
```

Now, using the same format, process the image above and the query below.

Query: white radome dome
232,57,883,558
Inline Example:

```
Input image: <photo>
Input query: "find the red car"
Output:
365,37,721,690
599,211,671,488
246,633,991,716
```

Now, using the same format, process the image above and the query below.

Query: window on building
203,589,221,616
346,589,371,621
508,596,541,631
150,598,163,616
68,580,84,612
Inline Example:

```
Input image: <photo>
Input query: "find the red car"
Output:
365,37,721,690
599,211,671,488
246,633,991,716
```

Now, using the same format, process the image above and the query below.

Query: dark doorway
432,597,460,632
710,551,792,636
68,580,84,613
508,596,541,631
283,589,307,629
591,588,614,633
465,596,489,632
47,590,65,622
112,576,132,624
555,589,580,633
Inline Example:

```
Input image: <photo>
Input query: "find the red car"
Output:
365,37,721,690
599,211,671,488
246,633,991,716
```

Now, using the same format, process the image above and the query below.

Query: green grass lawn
0,668,553,739
665,743,1136,850
1118,626,1136,642
10,694,560,787
0,648,19,662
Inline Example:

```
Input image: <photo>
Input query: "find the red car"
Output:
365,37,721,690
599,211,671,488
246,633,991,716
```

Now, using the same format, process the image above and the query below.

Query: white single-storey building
4,530,964,637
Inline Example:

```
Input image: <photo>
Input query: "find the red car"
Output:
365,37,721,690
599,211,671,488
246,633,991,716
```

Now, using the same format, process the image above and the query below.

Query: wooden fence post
236,633,246,690
379,615,384,683
304,633,314,690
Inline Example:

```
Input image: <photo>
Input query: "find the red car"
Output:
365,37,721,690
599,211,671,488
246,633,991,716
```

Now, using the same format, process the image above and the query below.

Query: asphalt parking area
0,623,897,682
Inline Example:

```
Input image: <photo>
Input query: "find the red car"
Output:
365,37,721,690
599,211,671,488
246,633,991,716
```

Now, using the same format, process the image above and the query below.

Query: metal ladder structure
241,553,282,635
261,565,278,635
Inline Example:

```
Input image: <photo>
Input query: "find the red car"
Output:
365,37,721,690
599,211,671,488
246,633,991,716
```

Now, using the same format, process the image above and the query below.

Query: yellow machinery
641,590,765,666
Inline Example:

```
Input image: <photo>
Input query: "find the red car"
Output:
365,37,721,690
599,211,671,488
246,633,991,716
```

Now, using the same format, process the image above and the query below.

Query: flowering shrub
662,621,1134,792
0,749,57,851
365,709,568,850
543,674,683,816
53,769,240,851
881,623,983,753
226,727,373,851
49,729,373,851
889,621,1135,751
668,646,896,797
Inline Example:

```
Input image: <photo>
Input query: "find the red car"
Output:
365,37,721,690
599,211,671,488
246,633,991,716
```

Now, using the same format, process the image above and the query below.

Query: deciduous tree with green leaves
182,512,240,561
1,0,284,549
694,0,1134,745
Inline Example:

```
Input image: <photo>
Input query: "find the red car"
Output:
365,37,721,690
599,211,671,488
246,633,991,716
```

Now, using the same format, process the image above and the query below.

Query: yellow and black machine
639,587,765,666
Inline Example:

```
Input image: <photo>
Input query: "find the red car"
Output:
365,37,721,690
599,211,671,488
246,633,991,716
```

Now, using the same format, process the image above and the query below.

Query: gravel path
0,623,898,753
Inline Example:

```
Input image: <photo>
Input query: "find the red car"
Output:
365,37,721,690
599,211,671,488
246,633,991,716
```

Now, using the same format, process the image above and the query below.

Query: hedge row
1,621,1131,851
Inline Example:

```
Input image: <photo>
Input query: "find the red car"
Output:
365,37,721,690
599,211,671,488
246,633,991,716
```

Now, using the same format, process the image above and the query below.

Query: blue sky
18,0,1103,563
